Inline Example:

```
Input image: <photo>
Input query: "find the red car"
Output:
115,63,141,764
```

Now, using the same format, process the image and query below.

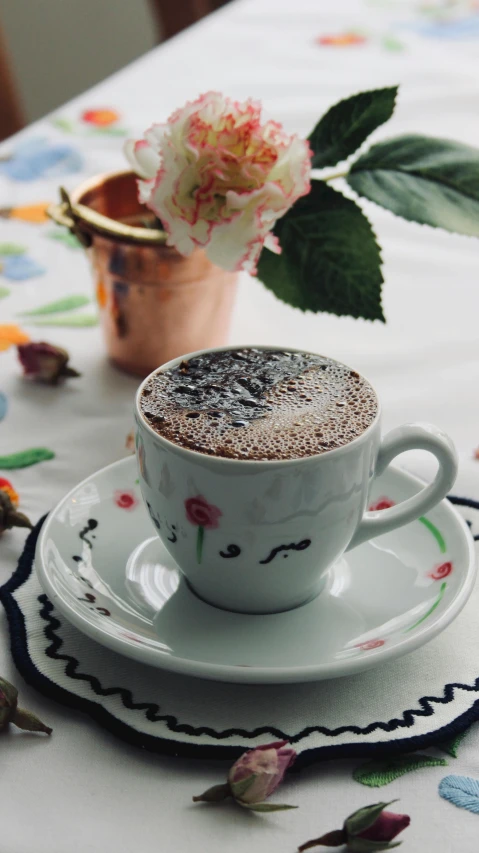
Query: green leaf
27,313,99,327
256,181,384,321
239,802,298,812
230,774,257,800
19,295,90,316
0,448,55,469
192,783,231,803
437,727,471,758
46,228,82,249
353,754,447,788
0,243,26,255
348,134,479,237
13,708,52,735
346,802,396,836
308,87,397,169
0,286,11,300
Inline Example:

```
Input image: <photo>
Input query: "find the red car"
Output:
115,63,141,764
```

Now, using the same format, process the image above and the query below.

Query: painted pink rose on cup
193,740,297,811
368,497,395,512
125,91,312,273
428,561,453,581
185,495,222,564
356,639,385,651
185,495,222,529
114,490,138,511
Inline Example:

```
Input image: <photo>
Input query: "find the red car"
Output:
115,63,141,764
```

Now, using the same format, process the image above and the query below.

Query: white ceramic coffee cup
135,346,458,614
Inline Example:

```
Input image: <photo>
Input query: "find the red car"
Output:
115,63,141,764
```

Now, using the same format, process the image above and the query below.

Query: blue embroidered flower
0,137,83,182
0,255,45,281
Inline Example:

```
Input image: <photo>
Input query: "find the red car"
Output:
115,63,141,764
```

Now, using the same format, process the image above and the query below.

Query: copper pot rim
47,170,169,246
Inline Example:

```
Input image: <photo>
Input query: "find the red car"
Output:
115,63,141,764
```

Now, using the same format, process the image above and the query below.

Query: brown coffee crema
140,349,378,461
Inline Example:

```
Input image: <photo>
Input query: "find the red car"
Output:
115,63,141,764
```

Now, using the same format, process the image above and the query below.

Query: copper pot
48,171,238,377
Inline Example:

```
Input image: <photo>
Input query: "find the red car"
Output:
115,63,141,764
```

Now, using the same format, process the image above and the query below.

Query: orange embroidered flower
316,32,367,47
82,108,120,127
0,325,30,352
0,478,19,506
8,203,50,223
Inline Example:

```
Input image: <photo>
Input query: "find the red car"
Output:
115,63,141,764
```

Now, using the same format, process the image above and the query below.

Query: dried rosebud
0,490,32,536
0,678,18,731
228,741,297,808
0,677,52,735
17,341,80,384
193,740,297,812
299,801,410,852
125,430,135,454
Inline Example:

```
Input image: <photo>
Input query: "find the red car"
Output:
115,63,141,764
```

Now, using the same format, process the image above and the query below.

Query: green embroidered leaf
0,448,55,469
348,135,479,237
90,126,128,137
27,313,99,327
256,181,384,321
19,295,90,316
353,755,447,787
0,286,11,300
51,116,74,133
46,228,82,249
308,87,397,169
381,35,404,52
437,727,471,758
0,243,26,256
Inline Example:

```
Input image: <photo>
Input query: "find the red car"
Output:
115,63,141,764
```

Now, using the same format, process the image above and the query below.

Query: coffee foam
140,349,377,461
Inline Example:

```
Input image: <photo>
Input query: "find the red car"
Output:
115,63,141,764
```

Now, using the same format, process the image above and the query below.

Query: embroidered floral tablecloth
1,1,479,851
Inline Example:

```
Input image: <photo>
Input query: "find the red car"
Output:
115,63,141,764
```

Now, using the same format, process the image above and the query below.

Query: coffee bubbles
140,349,378,461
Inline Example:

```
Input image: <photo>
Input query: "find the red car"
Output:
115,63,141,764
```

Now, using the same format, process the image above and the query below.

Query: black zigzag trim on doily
1,508,479,767
447,496,479,539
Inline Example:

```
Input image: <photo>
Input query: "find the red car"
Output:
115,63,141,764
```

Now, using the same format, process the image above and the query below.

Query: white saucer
35,457,476,684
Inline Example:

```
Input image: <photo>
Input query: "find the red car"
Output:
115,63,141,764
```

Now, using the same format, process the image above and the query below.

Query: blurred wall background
1,0,157,124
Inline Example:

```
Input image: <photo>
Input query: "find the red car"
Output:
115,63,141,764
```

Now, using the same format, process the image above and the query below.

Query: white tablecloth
1,1,479,850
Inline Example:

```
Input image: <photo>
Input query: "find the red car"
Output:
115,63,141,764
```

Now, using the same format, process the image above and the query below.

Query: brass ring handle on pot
47,188,92,248
47,185,168,248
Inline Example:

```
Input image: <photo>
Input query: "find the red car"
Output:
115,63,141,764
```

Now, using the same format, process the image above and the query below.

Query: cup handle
347,423,458,551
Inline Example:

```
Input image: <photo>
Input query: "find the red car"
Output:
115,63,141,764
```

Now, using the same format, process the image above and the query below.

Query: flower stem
298,829,346,850
322,170,348,182
196,525,204,564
